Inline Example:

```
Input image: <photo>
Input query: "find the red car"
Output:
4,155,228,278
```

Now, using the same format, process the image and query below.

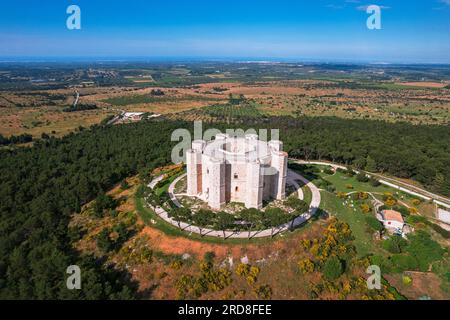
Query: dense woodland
0,133,33,146
0,116,448,299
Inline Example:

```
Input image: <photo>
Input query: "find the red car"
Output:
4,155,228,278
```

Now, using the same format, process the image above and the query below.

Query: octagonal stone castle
186,133,288,210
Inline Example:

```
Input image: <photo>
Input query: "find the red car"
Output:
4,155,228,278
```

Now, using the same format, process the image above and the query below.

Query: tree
120,180,129,190
96,228,113,252
405,231,444,272
323,256,344,281
366,216,384,239
214,212,235,238
240,208,262,239
365,156,377,172
262,208,287,237
356,172,369,183
192,209,214,236
382,236,408,254
369,177,381,187
93,194,117,217
169,207,192,229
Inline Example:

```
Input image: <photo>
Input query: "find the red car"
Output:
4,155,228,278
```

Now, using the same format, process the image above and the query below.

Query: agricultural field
1,62,449,140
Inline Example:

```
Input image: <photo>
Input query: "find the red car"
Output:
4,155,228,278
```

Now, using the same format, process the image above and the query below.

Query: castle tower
186,140,206,196
185,134,288,211
208,158,226,210
269,140,288,200
245,161,264,209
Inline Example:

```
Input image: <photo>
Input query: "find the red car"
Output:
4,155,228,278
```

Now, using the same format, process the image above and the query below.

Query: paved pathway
147,169,321,239
148,175,164,189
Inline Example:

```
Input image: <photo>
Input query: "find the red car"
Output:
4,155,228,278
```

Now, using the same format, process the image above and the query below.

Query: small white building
377,209,405,234
122,112,145,121
437,208,450,224
186,133,288,210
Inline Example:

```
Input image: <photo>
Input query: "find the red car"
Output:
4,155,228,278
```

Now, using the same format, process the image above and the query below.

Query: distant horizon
1,1,449,63
1,56,450,66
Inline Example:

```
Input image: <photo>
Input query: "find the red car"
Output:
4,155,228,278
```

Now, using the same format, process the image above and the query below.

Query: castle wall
201,153,211,201
186,149,202,196
208,159,226,210
245,161,263,209
271,151,288,200
186,135,287,210
229,162,248,203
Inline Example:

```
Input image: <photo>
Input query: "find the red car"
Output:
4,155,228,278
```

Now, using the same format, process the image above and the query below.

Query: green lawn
317,171,391,194
302,185,312,205
319,191,382,257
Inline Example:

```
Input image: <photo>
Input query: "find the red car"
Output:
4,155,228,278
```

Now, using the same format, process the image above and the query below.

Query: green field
319,191,379,257
203,102,262,118
103,94,218,106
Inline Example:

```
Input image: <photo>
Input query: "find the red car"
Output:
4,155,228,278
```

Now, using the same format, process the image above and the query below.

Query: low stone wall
146,169,321,239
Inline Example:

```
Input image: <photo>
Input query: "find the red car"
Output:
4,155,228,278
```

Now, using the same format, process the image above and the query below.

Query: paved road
73,90,79,107
293,159,450,208
147,169,321,239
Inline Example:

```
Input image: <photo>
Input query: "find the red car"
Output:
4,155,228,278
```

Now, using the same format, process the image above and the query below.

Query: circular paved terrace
146,169,321,239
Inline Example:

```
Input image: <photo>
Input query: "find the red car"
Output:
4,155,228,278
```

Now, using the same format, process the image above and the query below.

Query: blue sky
0,0,449,62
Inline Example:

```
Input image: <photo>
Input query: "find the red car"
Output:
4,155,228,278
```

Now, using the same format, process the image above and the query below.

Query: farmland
1,62,450,140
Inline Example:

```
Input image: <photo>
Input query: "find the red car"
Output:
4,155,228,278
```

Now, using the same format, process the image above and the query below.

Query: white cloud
356,5,391,11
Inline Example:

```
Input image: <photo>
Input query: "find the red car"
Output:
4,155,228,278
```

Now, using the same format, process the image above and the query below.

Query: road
292,159,450,209
73,90,79,107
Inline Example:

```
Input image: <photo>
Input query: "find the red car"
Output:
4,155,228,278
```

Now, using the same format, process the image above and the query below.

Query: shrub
370,255,394,273
405,231,445,271
170,260,183,270
393,205,410,217
356,172,369,182
298,259,315,274
236,263,250,277
285,197,308,212
93,194,117,217
96,228,114,252
402,275,412,286
246,266,260,285
390,254,419,272
370,177,381,187
120,180,130,190
358,192,369,200
382,236,408,254
360,204,371,213
345,184,354,190
366,216,383,236
204,251,216,263
345,168,355,177
323,256,344,280
337,192,347,199
254,285,272,300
